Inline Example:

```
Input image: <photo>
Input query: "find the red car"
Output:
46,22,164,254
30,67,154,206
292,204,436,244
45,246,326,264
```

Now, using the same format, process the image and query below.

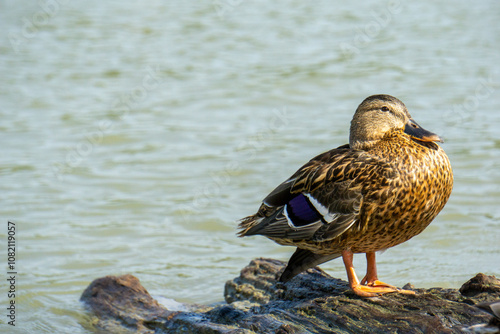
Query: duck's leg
341,250,410,297
360,252,415,295
360,252,397,288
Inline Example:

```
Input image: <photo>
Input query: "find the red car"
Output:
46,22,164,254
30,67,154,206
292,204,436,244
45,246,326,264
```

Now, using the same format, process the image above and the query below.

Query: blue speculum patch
286,194,321,227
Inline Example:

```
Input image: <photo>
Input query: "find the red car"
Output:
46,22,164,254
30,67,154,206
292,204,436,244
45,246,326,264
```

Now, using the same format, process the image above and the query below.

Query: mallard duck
238,94,453,297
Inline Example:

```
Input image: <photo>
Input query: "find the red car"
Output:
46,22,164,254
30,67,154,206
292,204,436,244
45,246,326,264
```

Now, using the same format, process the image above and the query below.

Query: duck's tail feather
237,215,264,237
279,248,341,283
237,204,282,237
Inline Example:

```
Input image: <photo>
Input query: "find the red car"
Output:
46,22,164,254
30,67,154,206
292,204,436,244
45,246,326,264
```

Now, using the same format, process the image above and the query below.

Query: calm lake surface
1,1,499,332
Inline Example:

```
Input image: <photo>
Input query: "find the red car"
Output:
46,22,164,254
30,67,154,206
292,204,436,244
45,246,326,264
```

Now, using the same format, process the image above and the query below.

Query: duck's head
349,94,442,150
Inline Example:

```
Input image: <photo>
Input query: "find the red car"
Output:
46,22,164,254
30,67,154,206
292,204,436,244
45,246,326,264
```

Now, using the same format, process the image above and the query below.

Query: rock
459,273,500,298
80,274,172,334
80,258,500,333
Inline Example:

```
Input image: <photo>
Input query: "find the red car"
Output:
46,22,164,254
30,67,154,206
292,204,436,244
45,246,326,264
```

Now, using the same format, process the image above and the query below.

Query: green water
1,1,499,332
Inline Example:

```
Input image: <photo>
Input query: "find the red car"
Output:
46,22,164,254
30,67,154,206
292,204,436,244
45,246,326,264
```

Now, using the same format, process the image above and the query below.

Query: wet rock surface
80,258,500,333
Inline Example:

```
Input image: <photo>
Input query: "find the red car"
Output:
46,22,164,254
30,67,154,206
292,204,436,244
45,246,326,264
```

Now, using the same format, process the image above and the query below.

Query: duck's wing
262,143,350,207
239,145,394,242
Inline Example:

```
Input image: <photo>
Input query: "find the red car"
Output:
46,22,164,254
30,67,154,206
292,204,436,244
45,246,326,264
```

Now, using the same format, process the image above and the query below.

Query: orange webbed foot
343,251,415,297
352,281,415,297
351,284,400,297
361,277,397,289
358,278,415,296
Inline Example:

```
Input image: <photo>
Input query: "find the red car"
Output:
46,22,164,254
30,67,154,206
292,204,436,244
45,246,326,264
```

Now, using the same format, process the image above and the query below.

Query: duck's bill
404,119,443,143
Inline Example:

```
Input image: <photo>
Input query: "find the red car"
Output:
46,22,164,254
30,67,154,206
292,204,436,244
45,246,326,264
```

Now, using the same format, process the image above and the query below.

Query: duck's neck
349,127,388,151
350,129,409,151
349,138,380,151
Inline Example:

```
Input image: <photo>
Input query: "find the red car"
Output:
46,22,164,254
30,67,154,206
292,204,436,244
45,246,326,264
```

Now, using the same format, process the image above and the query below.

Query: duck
238,94,453,297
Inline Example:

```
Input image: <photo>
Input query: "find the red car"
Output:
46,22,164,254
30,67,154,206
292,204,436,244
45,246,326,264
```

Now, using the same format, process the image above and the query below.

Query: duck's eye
381,106,390,112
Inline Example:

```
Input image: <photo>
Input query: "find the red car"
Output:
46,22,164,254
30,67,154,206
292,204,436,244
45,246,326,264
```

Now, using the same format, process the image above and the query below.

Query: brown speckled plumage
238,95,453,297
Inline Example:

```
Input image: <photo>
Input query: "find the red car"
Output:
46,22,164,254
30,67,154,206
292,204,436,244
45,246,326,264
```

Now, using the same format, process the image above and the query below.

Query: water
0,1,499,332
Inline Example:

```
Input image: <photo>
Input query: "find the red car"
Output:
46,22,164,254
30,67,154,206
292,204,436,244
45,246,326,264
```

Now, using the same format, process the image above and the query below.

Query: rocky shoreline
80,258,500,333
